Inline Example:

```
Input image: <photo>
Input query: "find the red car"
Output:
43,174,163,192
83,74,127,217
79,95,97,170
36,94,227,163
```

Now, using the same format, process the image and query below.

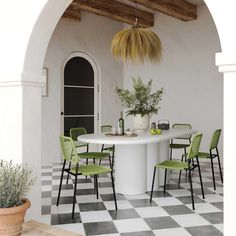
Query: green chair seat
170,143,190,149
78,152,109,159
70,164,112,176
198,152,210,158
156,160,189,170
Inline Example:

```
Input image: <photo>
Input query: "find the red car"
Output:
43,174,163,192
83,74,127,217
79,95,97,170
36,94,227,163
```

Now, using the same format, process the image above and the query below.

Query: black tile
190,188,214,195
200,212,223,224
185,225,223,236
98,182,112,188
211,202,223,211
101,193,126,201
83,221,118,235
41,191,52,198
79,202,106,212
52,196,74,205
144,216,180,230
76,188,95,195
52,175,69,180
129,199,157,208
42,172,52,176
51,213,81,225
72,178,92,184
53,167,63,172
41,205,51,215
121,231,155,236
146,191,171,198
160,184,184,190
176,196,205,204
52,184,74,191
42,165,52,168
41,180,52,186
109,209,139,220
203,182,221,188
162,205,193,215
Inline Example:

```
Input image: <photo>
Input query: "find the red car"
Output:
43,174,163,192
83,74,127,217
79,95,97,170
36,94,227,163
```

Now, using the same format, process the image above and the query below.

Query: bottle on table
118,111,125,135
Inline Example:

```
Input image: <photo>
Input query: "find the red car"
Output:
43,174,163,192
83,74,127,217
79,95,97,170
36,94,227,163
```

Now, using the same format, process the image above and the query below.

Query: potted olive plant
0,160,36,235
116,76,163,132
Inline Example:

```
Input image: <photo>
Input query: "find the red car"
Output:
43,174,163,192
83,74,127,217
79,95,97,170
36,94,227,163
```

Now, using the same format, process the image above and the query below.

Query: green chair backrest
172,123,192,139
70,127,87,141
187,133,202,160
209,129,221,150
101,125,112,133
60,136,80,163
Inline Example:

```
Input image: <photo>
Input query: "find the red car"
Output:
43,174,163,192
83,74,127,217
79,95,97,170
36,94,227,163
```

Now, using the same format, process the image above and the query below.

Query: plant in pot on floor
116,76,164,132
0,160,36,236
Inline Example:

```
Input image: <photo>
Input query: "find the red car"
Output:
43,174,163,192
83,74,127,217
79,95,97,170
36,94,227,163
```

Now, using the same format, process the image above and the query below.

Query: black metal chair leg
150,167,156,202
85,158,88,179
178,155,184,188
66,162,71,184
108,154,112,169
111,171,117,210
184,148,188,176
72,164,78,219
94,175,96,194
196,156,205,199
210,150,216,190
95,174,99,199
170,147,173,160
57,160,66,206
216,147,223,183
99,158,102,166
164,169,167,196
188,167,195,210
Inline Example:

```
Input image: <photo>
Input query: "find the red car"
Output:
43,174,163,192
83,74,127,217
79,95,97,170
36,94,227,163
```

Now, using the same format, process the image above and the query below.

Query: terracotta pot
0,199,31,236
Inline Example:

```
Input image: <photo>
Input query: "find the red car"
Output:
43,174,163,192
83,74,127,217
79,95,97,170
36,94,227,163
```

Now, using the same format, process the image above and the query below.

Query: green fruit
150,129,156,135
156,129,162,135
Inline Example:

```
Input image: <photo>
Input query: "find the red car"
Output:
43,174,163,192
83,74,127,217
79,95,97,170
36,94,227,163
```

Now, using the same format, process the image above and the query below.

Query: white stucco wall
123,5,223,154
42,12,123,163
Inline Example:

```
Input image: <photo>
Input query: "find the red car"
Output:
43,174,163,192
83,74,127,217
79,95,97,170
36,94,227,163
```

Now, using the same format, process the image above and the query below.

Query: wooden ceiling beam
62,5,81,22
71,0,154,27
128,0,197,21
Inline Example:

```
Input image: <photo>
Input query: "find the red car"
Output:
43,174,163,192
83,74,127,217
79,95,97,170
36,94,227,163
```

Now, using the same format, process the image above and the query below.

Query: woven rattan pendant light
111,19,162,64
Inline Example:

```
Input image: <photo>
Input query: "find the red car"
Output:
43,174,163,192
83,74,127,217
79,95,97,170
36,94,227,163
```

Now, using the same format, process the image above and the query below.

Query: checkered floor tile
41,159,223,236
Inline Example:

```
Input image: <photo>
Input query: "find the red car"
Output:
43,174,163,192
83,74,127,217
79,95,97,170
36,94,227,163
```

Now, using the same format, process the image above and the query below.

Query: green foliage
116,76,164,117
0,160,36,208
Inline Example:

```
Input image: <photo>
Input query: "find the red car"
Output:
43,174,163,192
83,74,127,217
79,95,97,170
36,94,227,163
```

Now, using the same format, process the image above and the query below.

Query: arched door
62,53,99,136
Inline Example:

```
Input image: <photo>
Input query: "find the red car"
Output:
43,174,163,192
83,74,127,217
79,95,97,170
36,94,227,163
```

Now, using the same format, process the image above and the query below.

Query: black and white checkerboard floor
41,158,223,236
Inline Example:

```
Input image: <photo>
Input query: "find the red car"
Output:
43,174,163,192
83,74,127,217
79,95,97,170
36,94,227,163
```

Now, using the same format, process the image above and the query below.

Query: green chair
150,133,205,210
170,124,192,160
57,136,117,218
100,125,115,169
198,129,223,190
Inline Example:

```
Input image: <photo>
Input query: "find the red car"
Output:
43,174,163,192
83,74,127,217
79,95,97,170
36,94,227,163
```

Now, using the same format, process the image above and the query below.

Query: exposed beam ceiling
127,0,197,21
62,5,81,21
62,0,197,25
66,0,154,27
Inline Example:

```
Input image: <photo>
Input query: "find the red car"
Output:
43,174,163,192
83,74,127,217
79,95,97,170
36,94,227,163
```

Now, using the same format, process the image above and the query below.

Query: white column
115,144,147,195
0,75,43,220
216,52,236,235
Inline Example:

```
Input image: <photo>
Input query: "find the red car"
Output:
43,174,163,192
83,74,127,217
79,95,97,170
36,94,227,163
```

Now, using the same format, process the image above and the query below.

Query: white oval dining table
78,128,196,195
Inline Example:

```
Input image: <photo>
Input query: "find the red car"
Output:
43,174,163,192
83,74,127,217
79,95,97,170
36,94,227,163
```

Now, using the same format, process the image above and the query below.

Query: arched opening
62,53,99,136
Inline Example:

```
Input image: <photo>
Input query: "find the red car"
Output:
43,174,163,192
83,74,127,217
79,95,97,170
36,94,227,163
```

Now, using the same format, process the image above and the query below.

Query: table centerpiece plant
0,159,36,236
116,76,164,132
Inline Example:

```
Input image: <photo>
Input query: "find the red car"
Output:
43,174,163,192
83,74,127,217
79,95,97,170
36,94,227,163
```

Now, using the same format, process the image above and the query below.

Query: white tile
97,177,111,183
180,182,201,189
76,194,102,203
42,168,52,172
99,187,113,194
153,197,183,206
153,227,191,236
104,200,132,210
51,204,79,214
208,187,224,194
41,198,51,206
200,194,223,203
214,223,224,232
186,203,221,213
38,215,51,225
167,189,191,197
114,218,150,233
76,182,94,189
41,176,52,181
41,185,52,191
171,214,211,227
92,234,120,236
125,194,149,200
136,206,168,218
80,210,112,223
56,223,85,235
